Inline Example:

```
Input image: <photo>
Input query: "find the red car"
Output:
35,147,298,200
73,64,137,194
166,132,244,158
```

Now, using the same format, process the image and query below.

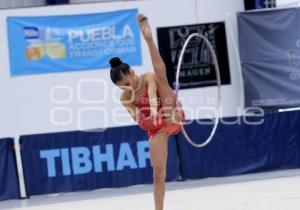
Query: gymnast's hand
137,13,153,41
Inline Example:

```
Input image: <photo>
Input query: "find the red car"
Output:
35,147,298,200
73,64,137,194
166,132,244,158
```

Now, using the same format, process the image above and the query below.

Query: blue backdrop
20,125,179,196
0,138,20,201
238,8,300,108
176,110,300,179
7,9,141,76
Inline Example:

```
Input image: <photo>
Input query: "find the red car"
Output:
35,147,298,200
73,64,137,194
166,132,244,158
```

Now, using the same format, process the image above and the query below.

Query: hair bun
109,57,122,68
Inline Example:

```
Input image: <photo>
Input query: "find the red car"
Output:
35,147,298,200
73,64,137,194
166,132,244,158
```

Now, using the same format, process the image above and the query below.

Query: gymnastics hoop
175,33,221,148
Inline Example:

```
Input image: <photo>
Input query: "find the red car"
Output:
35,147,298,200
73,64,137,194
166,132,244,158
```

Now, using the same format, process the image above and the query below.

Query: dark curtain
244,0,276,10
46,0,69,5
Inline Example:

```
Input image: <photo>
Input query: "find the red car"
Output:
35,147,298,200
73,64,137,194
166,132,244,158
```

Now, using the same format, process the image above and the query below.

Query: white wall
0,0,244,138
277,0,300,7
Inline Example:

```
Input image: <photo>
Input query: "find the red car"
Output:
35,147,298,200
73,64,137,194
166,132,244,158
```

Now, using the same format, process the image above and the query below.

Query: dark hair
109,57,130,84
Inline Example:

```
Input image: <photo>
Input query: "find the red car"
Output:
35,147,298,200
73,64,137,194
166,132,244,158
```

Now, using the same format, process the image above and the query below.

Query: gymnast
109,13,185,210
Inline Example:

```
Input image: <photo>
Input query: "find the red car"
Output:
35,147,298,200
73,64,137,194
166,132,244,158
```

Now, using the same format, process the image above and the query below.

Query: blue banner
238,8,300,108
7,9,141,76
20,125,179,196
176,110,300,179
0,138,20,201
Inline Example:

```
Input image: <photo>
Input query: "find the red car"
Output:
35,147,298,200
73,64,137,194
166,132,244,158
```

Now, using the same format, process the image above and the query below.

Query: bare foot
137,13,153,41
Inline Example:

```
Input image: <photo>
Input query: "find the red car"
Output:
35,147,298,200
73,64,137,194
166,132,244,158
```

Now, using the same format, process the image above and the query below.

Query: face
115,69,137,92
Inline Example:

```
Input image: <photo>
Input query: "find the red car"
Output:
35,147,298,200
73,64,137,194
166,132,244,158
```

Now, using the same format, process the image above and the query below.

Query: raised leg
137,14,180,121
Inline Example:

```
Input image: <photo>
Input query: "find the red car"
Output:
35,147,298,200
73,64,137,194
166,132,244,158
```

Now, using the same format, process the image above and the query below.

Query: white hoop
175,33,221,148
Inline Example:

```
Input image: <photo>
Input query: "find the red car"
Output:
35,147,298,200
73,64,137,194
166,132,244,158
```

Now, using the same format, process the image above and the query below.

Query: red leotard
134,74,185,139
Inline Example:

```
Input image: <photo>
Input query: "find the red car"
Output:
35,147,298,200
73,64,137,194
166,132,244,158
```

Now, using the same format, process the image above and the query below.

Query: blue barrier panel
0,138,20,201
20,125,179,196
243,110,300,172
177,110,300,179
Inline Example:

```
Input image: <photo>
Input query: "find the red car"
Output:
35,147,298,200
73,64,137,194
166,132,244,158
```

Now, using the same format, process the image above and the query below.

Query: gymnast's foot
137,13,153,41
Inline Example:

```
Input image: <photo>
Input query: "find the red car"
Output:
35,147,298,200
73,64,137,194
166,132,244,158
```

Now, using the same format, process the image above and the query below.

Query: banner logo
157,22,231,89
7,9,141,76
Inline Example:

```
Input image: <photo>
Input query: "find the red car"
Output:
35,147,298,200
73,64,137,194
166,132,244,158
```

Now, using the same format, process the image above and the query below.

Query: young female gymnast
109,13,185,210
